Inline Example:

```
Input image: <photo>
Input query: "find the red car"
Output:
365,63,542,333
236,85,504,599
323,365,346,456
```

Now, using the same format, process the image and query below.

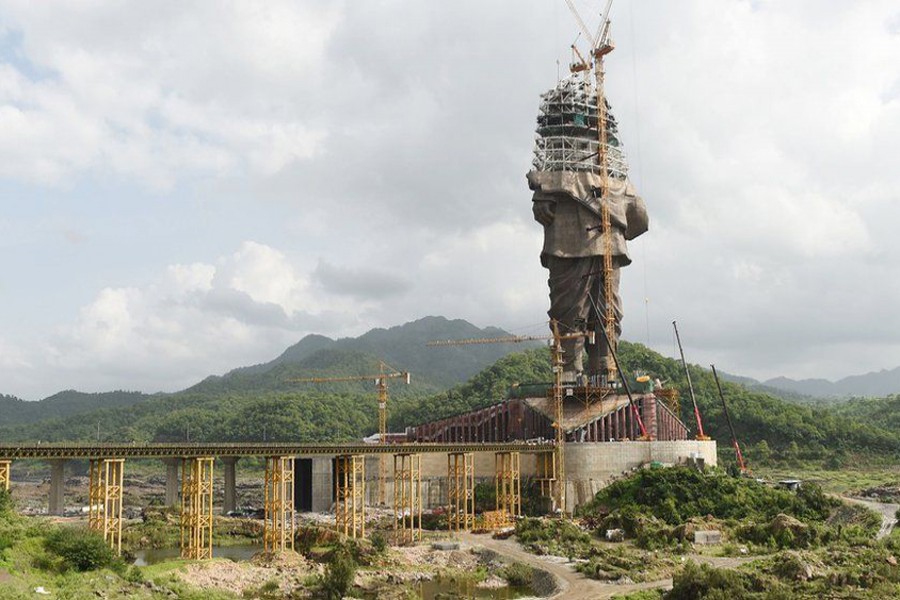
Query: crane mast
429,323,594,514
289,362,411,506
565,0,617,383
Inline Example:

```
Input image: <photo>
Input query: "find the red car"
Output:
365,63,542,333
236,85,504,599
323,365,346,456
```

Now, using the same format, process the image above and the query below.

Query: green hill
0,316,538,431
193,316,540,394
0,390,154,427
6,340,897,470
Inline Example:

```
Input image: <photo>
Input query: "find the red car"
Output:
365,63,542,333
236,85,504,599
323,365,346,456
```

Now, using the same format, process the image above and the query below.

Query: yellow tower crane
288,362,411,506
565,0,618,383
427,323,593,515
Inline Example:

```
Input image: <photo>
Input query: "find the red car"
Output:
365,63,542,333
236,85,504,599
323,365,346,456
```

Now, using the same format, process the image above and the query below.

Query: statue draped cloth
528,171,649,380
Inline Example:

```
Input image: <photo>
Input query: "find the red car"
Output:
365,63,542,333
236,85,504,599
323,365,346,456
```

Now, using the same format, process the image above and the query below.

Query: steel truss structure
494,451,521,523
335,454,366,539
88,458,125,555
264,456,295,553
181,457,214,560
393,453,422,543
0,460,9,491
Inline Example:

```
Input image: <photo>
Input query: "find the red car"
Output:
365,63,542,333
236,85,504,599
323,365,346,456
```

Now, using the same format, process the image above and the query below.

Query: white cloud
2,0,900,398
0,1,336,187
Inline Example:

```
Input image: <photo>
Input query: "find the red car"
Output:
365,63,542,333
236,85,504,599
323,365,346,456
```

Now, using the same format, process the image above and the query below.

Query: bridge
0,441,554,559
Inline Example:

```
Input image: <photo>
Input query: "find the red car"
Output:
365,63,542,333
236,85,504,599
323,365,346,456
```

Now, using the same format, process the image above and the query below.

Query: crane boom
565,0,597,48
427,331,593,347
711,364,747,473
287,372,409,384
672,320,708,440
594,0,614,48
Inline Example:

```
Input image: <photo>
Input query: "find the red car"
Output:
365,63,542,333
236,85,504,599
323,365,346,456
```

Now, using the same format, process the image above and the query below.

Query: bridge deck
0,442,554,460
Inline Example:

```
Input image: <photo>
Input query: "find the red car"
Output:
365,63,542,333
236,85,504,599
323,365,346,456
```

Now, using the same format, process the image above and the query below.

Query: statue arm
624,192,649,240
532,191,557,227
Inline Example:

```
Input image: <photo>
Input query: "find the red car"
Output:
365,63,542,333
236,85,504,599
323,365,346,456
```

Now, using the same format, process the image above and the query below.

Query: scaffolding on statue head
532,75,628,179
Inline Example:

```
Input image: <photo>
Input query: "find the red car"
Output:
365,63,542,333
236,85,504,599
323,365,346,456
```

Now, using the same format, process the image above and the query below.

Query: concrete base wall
346,441,717,512
564,440,718,512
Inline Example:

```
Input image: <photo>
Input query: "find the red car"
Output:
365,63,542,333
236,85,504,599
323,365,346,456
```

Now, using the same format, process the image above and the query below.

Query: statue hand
532,200,556,226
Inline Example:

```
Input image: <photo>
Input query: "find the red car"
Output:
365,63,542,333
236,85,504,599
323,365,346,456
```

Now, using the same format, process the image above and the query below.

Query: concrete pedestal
163,459,180,507
48,460,67,516
311,457,334,513
222,457,238,514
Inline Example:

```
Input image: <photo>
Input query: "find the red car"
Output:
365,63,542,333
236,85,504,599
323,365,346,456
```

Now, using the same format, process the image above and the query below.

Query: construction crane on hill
565,0,619,383
428,323,594,515
672,320,710,441
711,364,748,474
288,362,411,506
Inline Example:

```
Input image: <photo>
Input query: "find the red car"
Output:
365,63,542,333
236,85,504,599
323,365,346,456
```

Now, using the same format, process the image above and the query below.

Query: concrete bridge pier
163,459,180,507
222,457,238,514
48,460,67,516
311,456,333,513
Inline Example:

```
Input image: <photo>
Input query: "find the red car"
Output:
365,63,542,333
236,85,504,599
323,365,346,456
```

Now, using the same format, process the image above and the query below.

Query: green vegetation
583,467,835,525
3,318,900,473
318,544,357,600
43,527,120,572
515,517,676,582
578,467,877,550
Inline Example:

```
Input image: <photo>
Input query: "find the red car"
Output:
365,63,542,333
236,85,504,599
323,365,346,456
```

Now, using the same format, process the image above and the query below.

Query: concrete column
163,459,180,507
311,456,334,513
48,460,67,516
222,457,238,514
641,395,657,441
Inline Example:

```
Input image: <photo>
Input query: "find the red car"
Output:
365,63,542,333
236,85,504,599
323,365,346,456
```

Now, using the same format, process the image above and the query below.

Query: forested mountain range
719,367,900,401
0,390,155,427
2,315,900,469
0,316,537,431
2,334,899,472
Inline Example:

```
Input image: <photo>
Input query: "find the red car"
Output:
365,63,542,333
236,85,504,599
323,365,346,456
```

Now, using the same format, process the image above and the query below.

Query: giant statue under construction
528,11,648,385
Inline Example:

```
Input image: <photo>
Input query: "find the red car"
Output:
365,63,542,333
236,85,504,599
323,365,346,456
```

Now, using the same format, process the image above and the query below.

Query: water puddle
132,544,262,566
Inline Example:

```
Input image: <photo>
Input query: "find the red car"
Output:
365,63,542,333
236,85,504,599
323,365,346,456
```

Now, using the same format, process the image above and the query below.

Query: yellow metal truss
393,453,421,543
88,458,125,555
180,457,214,560
0,460,10,492
494,451,521,524
447,452,475,532
264,456,295,553
535,452,556,508
335,454,365,539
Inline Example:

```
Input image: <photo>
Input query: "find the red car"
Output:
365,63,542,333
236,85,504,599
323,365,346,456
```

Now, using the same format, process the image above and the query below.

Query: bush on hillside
44,527,119,572
581,467,836,526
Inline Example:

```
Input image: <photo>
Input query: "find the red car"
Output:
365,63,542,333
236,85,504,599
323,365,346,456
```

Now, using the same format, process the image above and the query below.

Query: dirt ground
176,551,319,596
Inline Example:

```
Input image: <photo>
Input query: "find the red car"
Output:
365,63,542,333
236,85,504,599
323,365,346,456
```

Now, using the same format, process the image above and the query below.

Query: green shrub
319,545,357,599
44,527,118,572
498,561,533,586
0,489,13,518
665,561,750,599
371,531,387,554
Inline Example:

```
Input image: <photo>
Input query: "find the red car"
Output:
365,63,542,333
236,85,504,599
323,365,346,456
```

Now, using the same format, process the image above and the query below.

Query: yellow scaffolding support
335,455,365,539
393,453,421,543
263,456,295,553
535,452,556,508
180,457,214,560
495,451,521,524
447,452,475,532
0,460,10,492
88,458,124,555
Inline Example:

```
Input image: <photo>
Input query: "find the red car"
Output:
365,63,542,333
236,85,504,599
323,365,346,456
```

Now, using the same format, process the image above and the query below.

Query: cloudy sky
1,0,899,400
